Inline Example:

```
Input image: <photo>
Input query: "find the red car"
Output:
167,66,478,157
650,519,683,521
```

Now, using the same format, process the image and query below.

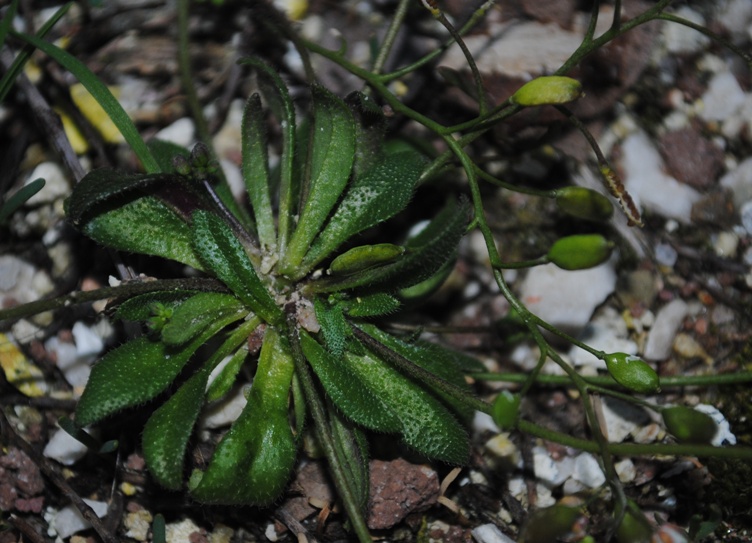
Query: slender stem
473,371,752,388
518,418,752,460
285,319,372,543
0,278,227,325
370,0,411,76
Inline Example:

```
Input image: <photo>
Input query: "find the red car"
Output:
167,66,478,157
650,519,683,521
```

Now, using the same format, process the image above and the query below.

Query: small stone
472,523,516,543
124,509,153,541
520,262,617,335
166,518,202,543
600,397,652,443
43,428,88,466
720,157,752,208
25,162,69,205
367,459,440,530
571,453,606,488
615,458,636,483
644,299,689,361
200,386,247,430
533,446,573,486
155,117,195,147
52,499,108,539
658,125,724,189
621,130,702,222
699,71,746,122
662,7,709,54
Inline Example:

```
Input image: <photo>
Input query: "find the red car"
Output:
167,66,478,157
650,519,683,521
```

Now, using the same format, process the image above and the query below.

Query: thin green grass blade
10,28,160,173
0,178,44,224
0,2,70,103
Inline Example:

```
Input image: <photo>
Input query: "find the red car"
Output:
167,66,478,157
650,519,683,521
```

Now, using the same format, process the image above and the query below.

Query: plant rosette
66,59,486,506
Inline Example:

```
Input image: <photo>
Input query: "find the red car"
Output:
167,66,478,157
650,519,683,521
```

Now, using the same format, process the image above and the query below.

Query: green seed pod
554,186,614,222
510,76,583,107
615,505,653,543
328,243,405,275
519,505,582,543
546,234,614,270
604,353,660,394
662,406,718,444
492,390,521,430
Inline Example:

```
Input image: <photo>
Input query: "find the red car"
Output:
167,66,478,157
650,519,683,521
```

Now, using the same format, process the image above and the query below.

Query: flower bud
519,505,582,543
511,76,583,106
554,186,614,222
662,406,718,444
492,390,521,430
546,234,614,270
604,353,660,394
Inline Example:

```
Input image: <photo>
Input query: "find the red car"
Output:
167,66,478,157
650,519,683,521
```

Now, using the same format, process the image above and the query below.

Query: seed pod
511,76,583,107
519,505,582,543
546,234,614,270
616,505,653,543
492,390,521,430
328,243,405,275
662,406,718,444
604,353,660,394
554,186,614,222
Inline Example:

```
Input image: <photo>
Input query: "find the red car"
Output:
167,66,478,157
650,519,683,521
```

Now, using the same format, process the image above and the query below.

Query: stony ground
2,1,752,542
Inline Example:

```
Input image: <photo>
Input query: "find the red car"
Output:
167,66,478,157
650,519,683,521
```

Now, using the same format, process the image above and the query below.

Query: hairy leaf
189,328,296,504
161,292,246,346
301,151,425,274
299,330,401,433
280,86,356,273
191,210,282,324
242,93,276,249
313,298,349,358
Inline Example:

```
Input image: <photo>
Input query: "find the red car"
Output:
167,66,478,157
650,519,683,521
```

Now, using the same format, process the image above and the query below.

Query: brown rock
659,125,725,189
367,458,440,530
521,0,577,28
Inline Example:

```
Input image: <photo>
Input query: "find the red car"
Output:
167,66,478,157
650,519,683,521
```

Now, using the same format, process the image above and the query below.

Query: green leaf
358,324,476,420
205,344,250,402
142,366,208,489
147,139,190,173
344,348,469,464
328,244,405,276
241,93,276,249
0,2,68,103
313,298,349,358
114,291,197,322
314,197,470,293
238,57,296,252
343,293,401,318
299,330,401,433
161,292,246,346
0,178,45,225
191,210,283,324
189,327,296,504
346,91,388,179
280,86,356,274
301,152,425,275
142,320,257,490
76,194,205,270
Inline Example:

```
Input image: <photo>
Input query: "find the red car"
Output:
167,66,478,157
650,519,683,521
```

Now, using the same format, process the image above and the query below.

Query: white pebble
25,162,69,205
721,157,752,208
51,499,107,539
699,71,746,121
155,117,195,147
519,262,617,334
663,7,709,53
620,131,701,222
643,299,689,361
600,397,651,443
472,523,516,543
200,386,248,429
571,453,606,488
43,428,89,466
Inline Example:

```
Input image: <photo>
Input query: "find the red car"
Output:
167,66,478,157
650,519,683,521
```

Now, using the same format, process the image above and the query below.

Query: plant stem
473,371,752,388
370,0,411,76
0,278,227,325
285,319,373,543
